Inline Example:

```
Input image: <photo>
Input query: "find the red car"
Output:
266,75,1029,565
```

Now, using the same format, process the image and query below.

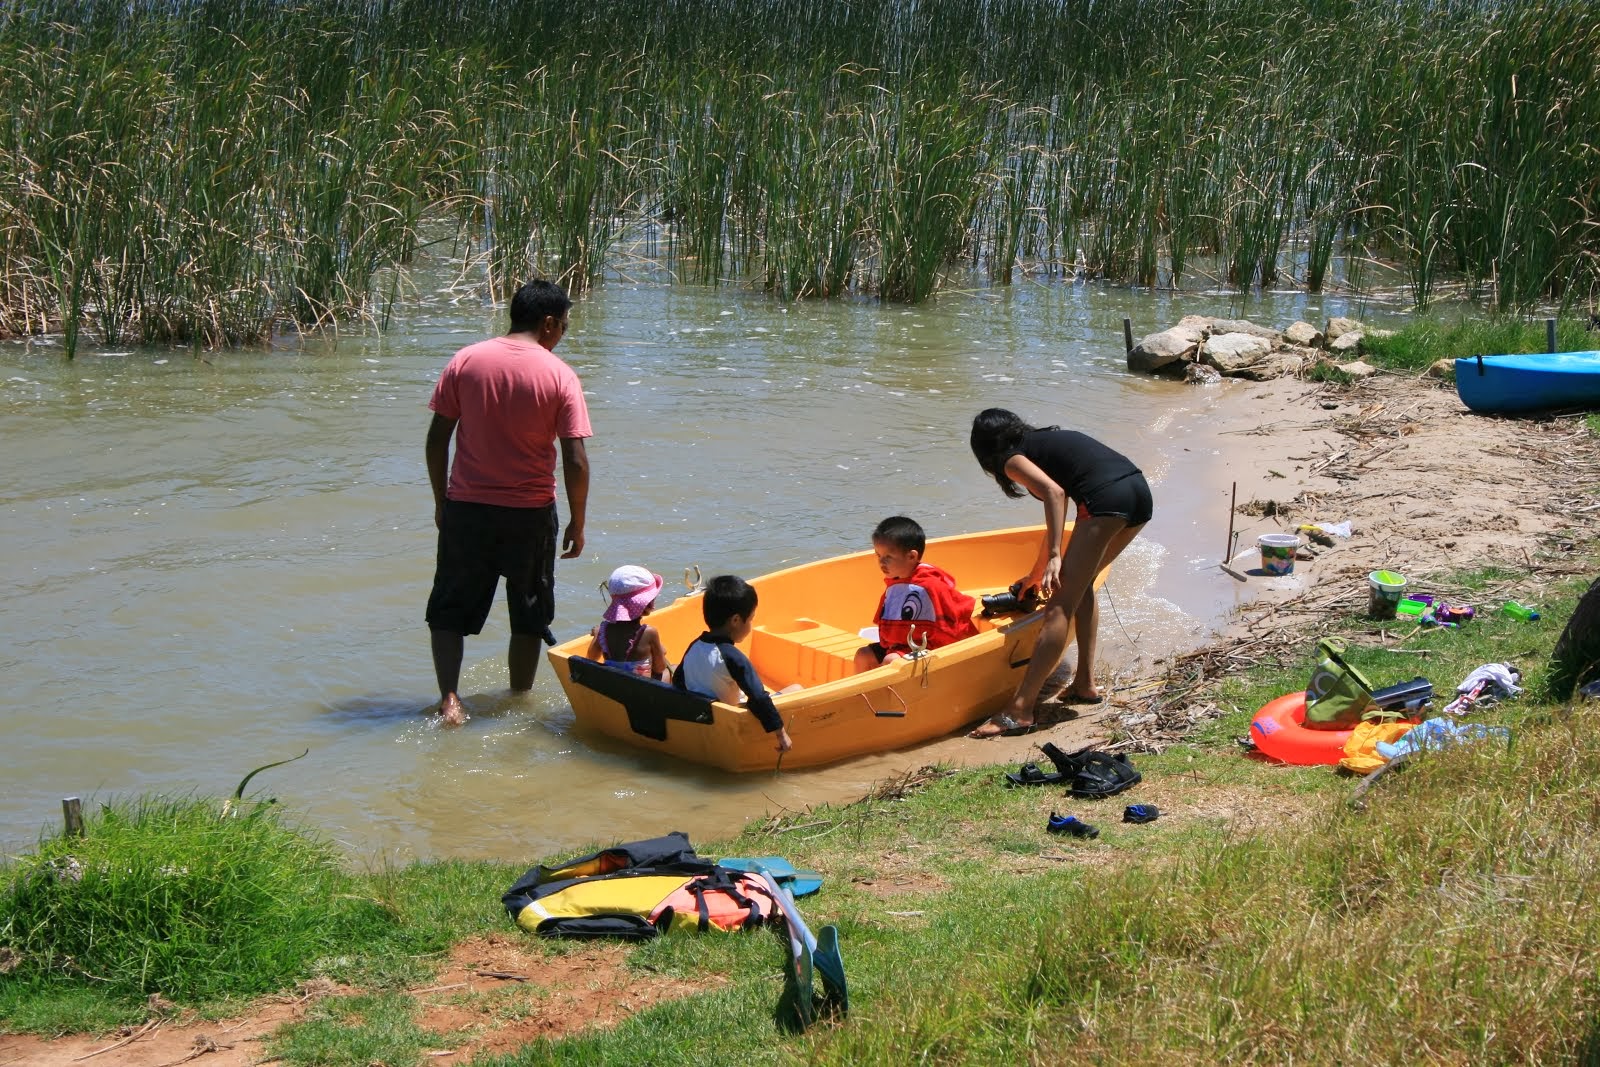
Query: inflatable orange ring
1249,691,1352,766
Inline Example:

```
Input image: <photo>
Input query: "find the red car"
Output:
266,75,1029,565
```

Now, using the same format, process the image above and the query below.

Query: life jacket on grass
503,832,782,940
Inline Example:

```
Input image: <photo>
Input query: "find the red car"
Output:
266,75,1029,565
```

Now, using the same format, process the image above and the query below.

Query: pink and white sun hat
603,565,665,622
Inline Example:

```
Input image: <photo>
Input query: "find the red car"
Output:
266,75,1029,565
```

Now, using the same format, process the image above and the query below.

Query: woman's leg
970,517,1142,737
1063,522,1143,700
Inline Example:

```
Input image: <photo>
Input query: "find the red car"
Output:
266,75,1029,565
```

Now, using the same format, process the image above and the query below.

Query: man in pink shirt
425,279,592,725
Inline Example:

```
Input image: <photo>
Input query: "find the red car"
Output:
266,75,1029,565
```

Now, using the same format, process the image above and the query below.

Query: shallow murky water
1,276,1410,863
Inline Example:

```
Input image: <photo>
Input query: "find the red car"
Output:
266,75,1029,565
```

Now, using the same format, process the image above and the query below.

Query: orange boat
546,524,1110,772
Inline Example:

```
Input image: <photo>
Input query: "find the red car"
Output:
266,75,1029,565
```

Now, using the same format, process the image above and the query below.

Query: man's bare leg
431,629,468,725
508,633,541,691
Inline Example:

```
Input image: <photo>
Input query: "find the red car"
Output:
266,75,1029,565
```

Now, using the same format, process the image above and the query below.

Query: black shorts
1078,472,1154,527
426,500,557,637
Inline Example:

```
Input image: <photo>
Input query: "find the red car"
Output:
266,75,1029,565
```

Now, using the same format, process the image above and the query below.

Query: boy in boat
853,516,979,673
673,575,794,754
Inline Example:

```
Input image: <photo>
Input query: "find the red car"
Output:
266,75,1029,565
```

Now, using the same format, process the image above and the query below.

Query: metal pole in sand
1219,481,1247,582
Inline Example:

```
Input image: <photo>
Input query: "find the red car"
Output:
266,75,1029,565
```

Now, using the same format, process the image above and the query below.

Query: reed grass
1362,316,1599,373
2,0,1598,350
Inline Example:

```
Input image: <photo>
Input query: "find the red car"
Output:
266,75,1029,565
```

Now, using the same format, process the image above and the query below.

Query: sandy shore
940,366,1600,763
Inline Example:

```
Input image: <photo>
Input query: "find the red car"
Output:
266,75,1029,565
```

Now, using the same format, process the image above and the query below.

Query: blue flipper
813,923,849,1013
754,865,848,1021
788,869,824,898
720,856,824,897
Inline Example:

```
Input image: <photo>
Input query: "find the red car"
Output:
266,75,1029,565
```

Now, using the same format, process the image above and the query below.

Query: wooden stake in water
1224,481,1237,562
1122,317,1134,355
62,797,83,838
1219,482,1247,582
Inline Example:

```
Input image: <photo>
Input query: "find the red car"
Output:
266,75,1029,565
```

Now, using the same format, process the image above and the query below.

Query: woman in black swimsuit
967,408,1153,738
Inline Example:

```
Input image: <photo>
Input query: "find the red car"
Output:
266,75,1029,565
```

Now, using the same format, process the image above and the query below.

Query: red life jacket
873,563,979,655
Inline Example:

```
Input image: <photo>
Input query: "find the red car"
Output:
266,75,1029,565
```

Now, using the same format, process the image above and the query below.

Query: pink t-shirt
428,336,592,508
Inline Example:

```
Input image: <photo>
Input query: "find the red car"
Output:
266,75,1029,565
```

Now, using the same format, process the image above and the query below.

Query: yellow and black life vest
502,832,781,940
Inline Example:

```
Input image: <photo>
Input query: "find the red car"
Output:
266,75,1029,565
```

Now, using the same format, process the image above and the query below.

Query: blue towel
1376,717,1510,760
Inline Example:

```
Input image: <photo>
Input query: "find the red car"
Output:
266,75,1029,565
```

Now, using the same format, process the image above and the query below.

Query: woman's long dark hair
970,408,1036,498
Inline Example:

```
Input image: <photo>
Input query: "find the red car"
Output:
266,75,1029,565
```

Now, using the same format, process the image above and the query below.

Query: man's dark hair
702,575,758,630
873,515,926,554
509,279,571,333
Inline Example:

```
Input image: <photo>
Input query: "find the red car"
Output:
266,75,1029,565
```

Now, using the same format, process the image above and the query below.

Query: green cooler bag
1304,638,1378,729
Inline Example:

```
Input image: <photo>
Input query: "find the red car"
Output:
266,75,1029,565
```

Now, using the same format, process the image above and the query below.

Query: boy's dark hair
702,575,758,630
873,515,926,554
509,279,571,333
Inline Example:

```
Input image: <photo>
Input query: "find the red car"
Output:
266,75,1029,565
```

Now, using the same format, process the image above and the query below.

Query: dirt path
0,937,710,1067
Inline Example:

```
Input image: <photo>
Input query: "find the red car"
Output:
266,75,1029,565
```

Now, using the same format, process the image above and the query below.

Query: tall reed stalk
2,0,1597,349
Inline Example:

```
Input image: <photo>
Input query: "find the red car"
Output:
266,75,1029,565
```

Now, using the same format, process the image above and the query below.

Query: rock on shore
1128,315,1374,382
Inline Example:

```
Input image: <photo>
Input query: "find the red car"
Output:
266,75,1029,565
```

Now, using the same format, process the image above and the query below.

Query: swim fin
719,855,823,897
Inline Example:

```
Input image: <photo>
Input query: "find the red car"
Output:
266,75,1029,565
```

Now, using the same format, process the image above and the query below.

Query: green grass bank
4,0,1598,351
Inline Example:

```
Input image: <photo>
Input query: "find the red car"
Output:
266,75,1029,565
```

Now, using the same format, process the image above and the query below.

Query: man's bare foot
438,695,469,726
1059,686,1104,704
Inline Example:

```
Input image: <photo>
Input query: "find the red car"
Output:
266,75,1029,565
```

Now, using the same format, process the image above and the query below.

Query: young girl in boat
966,408,1153,738
587,565,671,680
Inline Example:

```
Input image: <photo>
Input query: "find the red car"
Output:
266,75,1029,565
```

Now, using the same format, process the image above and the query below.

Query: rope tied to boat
906,631,932,688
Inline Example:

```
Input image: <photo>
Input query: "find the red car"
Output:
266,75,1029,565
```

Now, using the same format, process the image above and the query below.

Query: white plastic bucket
1257,533,1299,576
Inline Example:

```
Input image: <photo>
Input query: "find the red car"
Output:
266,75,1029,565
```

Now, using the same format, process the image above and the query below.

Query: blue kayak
1454,350,1600,414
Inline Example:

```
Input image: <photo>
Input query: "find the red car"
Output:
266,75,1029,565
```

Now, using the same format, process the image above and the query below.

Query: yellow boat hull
547,524,1106,772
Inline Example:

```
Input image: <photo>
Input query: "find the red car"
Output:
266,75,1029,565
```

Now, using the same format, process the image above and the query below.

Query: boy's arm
937,568,980,640
719,643,784,733
671,644,691,691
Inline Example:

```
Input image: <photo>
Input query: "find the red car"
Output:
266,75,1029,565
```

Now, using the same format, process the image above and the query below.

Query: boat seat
750,619,862,689
567,655,714,741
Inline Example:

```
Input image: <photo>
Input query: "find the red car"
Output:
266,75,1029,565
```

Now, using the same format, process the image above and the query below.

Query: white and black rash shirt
672,632,785,733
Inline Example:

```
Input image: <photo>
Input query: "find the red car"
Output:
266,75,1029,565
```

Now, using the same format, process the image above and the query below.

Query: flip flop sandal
1003,761,1068,787
970,714,1041,739
1047,812,1099,839
1039,740,1094,777
1069,752,1143,800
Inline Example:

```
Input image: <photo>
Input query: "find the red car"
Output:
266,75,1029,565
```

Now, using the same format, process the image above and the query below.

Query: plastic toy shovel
754,866,848,1022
